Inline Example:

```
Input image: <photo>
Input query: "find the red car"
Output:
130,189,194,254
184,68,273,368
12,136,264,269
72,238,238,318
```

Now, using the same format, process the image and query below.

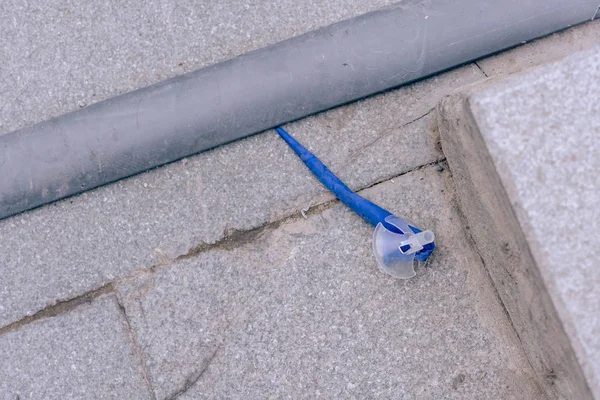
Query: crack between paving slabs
166,342,223,400
0,283,113,336
115,294,157,400
165,308,241,400
0,160,445,335
0,283,158,399
150,157,446,273
345,107,436,165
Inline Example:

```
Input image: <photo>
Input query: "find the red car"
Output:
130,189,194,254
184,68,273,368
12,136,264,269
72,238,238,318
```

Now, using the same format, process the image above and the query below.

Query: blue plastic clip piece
276,127,435,279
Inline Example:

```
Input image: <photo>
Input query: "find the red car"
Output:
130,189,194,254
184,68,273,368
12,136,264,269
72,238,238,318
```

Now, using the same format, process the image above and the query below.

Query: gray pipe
1,0,598,220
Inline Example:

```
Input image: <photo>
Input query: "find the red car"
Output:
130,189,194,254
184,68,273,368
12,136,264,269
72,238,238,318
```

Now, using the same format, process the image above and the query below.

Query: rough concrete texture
0,65,483,328
476,19,600,76
437,47,600,399
116,166,543,400
0,295,151,399
0,2,598,396
2,1,599,330
0,0,395,135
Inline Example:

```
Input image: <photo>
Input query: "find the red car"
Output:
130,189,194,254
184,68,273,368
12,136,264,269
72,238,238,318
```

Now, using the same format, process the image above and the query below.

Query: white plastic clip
373,215,435,279
398,230,435,255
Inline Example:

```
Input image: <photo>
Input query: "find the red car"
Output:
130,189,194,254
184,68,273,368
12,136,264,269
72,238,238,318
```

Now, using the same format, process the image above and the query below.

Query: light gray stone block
116,166,543,399
437,47,600,399
0,295,151,399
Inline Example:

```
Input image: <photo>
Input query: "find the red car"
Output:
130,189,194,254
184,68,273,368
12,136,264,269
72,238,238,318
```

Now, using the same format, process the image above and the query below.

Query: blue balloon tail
276,127,434,261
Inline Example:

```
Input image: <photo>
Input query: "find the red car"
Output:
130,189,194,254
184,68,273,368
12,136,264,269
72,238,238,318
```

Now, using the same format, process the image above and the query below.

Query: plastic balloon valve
372,215,435,279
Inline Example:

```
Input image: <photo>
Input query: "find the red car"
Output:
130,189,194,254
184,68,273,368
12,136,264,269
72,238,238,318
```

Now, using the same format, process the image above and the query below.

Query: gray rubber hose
1,0,598,220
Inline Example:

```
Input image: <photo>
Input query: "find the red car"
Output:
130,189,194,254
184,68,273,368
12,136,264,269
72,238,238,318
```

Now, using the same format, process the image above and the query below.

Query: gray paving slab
437,47,600,399
0,0,395,136
3,0,599,331
477,19,600,77
1,6,597,398
0,64,482,329
0,295,151,399
116,166,543,400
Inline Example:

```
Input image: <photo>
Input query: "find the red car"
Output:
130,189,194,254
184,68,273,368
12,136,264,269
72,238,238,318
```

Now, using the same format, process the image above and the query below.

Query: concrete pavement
2,0,600,397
